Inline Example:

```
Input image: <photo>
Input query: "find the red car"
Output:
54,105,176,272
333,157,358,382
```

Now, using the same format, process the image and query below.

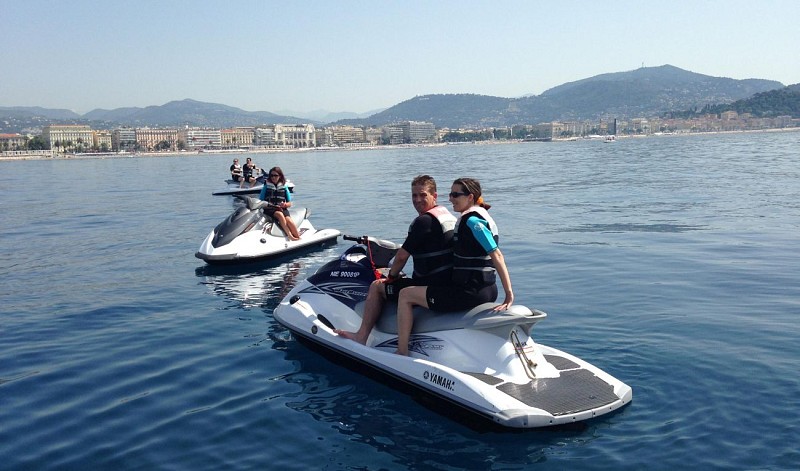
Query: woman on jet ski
394,177,514,356
259,166,301,241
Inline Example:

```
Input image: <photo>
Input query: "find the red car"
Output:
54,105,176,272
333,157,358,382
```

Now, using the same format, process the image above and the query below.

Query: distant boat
523,136,552,142
604,135,616,143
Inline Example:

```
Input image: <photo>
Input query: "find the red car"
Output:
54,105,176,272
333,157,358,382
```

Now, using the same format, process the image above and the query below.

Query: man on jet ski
335,175,457,344
240,157,258,188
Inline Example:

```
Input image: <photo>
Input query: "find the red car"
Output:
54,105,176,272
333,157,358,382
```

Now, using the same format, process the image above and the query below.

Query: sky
2,0,799,116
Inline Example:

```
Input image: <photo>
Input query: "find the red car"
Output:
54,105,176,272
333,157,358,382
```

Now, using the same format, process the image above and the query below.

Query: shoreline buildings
3,109,798,154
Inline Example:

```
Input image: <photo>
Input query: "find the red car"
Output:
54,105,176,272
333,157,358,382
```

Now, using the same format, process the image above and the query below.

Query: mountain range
0,65,791,132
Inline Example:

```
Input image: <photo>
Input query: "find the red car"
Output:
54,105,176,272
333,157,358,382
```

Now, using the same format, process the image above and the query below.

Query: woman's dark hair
269,166,286,185
453,177,491,210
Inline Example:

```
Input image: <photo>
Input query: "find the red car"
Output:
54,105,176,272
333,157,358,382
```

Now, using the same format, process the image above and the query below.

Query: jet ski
212,171,295,197
273,235,632,429
195,196,340,265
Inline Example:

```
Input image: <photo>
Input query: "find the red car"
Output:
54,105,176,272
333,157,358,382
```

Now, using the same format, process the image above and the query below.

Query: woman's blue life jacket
452,206,499,288
259,181,291,206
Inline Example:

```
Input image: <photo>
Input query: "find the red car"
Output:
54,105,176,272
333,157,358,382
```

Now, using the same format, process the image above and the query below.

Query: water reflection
194,245,342,315
195,261,304,309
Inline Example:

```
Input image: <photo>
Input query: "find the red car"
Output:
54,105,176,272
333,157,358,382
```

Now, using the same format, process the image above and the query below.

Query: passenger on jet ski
259,166,301,240
395,177,515,356
230,158,243,183
334,174,457,344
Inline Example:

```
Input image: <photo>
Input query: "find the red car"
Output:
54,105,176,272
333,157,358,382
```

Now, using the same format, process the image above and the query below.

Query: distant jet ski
212,171,295,197
273,235,632,428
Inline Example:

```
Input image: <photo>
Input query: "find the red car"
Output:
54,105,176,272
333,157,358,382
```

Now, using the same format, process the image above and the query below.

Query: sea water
1,132,799,469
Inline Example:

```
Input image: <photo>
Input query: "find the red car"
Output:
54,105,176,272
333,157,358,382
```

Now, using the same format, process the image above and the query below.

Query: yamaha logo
424,370,455,392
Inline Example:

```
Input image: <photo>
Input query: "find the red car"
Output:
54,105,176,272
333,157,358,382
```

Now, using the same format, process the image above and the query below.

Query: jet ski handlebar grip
343,235,367,244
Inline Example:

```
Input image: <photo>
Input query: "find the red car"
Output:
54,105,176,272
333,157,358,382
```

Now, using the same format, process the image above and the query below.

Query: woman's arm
282,187,292,207
489,248,514,311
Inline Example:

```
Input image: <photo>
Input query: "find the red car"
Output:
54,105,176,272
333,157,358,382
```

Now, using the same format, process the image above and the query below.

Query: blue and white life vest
261,181,288,206
452,206,499,288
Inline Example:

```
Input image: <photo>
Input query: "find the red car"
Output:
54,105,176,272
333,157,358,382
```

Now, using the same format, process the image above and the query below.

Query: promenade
2,127,798,162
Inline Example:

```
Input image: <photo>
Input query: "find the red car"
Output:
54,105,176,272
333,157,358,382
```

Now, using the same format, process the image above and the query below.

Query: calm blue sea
1,132,799,470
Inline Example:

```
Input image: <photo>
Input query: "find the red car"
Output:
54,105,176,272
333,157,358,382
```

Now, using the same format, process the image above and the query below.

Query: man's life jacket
411,206,457,280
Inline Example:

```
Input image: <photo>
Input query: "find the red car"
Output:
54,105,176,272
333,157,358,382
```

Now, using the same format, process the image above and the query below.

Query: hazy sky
3,0,799,115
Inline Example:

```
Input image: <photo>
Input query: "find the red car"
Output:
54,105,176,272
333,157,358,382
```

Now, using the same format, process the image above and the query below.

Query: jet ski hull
196,228,339,264
274,291,632,429
272,236,631,428
195,202,339,265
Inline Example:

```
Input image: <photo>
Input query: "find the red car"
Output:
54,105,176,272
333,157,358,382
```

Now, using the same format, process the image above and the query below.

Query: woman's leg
396,286,429,356
274,212,299,240
285,216,301,239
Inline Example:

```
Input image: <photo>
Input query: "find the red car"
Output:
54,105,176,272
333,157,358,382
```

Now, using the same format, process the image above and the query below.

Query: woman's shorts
424,283,498,312
265,207,290,218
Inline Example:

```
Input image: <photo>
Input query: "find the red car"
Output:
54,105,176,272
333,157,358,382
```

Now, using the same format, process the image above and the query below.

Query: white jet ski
195,196,340,265
212,171,295,197
273,235,632,429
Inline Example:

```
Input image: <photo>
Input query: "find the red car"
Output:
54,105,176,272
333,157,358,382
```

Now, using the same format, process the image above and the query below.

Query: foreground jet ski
195,196,340,265
273,236,632,429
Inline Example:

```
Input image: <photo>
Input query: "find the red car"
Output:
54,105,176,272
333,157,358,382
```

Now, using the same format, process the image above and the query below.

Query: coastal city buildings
0,133,28,150
41,124,95,152
2,112,799,157
112,128,136,152
135,128,180,152
221,127,255,149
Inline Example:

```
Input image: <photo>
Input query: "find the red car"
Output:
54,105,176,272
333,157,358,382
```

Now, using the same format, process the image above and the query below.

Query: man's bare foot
334,329,367,345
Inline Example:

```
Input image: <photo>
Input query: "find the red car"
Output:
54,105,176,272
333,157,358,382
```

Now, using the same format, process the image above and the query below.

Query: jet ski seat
371,302,546,334
262,207,309,237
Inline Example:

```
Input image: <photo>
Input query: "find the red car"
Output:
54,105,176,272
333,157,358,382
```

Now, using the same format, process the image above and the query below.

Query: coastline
2,127,798,162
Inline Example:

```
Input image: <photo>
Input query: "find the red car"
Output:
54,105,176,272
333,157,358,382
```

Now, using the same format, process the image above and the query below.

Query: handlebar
343,234,367,243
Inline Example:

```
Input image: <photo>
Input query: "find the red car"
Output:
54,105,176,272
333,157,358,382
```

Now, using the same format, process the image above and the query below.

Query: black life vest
452,206,499,288
411,206,457,280
243,164,256,178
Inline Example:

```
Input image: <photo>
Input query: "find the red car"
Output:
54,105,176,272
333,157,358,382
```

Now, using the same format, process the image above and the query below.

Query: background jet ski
195,196,339,265
273,235,632,429
212,170,295,197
